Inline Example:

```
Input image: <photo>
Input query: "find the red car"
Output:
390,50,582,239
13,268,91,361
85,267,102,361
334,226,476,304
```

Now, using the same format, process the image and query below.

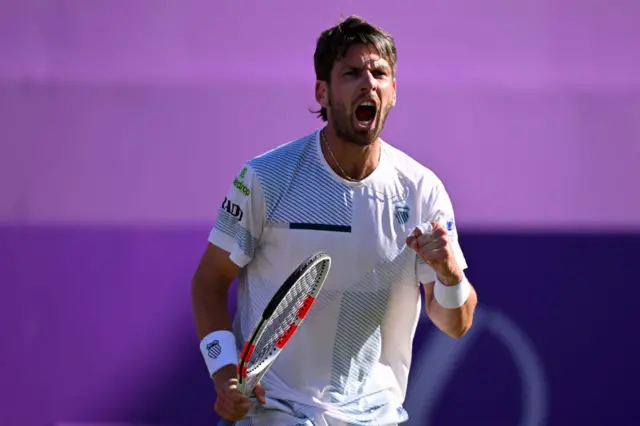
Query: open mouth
355,101,377,127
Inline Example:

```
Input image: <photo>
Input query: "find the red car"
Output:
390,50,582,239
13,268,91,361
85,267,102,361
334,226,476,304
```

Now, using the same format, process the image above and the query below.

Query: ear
315,81,329,109
391,78,397,107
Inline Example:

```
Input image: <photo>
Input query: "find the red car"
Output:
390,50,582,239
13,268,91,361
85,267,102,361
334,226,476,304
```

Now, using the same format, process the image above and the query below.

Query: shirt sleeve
208,164,265,268
416,179,468,285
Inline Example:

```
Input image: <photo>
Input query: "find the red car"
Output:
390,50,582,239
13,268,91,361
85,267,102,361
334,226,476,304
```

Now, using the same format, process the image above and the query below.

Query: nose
360,70,377,93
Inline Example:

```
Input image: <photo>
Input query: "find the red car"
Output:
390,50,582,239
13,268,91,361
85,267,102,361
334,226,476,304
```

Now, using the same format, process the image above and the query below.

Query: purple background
1,1,639,425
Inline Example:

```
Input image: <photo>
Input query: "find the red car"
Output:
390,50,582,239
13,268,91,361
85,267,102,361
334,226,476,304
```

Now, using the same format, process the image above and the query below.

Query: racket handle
237,374,260,397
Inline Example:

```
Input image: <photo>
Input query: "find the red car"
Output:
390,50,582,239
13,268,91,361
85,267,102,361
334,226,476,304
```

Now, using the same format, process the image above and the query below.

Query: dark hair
312,15,397,121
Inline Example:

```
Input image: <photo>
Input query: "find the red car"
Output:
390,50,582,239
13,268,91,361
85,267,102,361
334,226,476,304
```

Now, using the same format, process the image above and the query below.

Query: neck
321,126,381,181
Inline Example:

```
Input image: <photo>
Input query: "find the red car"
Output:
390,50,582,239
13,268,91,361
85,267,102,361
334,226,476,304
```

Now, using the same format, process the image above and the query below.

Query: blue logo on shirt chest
395,205,411,225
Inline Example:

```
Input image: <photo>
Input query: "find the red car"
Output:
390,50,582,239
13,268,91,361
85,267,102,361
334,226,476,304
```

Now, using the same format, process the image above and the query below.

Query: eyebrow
342,61,390,72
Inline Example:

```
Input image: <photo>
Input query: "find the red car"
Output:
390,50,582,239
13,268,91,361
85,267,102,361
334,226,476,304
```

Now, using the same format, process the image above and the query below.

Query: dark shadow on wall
0,227,637,426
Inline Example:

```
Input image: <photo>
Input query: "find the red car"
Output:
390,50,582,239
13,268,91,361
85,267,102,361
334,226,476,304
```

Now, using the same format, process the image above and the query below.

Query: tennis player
191,15,478,426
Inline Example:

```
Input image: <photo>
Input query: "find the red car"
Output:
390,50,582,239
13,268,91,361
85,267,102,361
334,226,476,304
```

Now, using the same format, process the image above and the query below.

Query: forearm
426,284,477,338
191,279,234,340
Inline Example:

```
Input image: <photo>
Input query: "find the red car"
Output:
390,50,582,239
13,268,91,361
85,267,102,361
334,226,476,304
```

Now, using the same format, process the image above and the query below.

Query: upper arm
193,163,266,293
208,164,265,267
192,243,241,295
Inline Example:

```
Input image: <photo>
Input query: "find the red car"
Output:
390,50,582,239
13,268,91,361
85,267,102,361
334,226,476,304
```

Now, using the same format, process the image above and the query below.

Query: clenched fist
406,222,463,286
213,364,266,422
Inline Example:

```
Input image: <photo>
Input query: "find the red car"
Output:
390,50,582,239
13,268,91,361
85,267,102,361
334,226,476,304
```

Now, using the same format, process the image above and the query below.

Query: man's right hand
213,364,267,422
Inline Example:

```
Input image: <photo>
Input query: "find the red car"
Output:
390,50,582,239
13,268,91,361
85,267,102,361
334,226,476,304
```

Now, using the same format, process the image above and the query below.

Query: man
191,15,478,426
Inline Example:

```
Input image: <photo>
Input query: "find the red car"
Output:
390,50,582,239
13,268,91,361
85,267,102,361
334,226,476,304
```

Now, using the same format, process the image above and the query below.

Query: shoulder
245,131,316,179
382,140,443,191
237,131,318,209
383,142,459,226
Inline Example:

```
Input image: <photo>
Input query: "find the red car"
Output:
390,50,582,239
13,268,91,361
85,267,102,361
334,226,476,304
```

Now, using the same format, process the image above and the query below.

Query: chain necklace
321,129,380,183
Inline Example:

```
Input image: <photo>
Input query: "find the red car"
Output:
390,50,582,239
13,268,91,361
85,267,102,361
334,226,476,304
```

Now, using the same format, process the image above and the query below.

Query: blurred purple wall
2,0,639,230
1,1,639,425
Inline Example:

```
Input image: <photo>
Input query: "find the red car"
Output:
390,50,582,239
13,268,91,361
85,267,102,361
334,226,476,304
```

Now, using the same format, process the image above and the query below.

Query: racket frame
235,251,331,396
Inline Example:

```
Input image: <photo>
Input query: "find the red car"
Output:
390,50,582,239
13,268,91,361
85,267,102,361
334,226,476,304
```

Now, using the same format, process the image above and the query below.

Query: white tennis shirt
209,128,468,426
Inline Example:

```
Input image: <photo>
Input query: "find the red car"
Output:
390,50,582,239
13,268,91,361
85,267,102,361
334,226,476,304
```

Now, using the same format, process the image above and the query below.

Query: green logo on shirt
233,177,250,196
239,167,247,180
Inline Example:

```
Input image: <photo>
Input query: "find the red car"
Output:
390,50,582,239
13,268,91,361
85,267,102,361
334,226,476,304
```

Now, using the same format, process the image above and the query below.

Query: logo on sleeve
232,167,250,196
222,197,244,221
446,219,454,231
445,218,457,241
233,177,250,196
238,167,247,180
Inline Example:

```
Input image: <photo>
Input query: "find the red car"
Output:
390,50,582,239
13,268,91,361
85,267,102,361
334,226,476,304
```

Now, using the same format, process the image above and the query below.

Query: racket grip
238,374,260,397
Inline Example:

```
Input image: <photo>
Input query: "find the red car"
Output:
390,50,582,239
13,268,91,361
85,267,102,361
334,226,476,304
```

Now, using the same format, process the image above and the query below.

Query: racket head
236,251,331,396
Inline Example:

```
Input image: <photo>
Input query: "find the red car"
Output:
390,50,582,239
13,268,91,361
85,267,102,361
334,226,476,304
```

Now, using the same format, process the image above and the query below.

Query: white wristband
434,275,471,309
199,330,238,378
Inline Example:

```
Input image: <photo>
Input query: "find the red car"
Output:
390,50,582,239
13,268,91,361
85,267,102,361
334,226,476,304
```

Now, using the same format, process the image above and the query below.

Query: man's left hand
406,222,463,286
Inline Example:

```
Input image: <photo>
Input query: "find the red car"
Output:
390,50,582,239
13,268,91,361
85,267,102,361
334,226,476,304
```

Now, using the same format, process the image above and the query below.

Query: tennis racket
236,251,331,397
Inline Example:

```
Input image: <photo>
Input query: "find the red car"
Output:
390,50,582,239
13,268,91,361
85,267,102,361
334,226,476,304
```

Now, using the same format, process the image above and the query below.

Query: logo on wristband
206,340,222,359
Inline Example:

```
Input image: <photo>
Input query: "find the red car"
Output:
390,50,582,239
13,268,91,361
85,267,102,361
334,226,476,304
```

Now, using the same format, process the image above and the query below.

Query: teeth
357,101,375,125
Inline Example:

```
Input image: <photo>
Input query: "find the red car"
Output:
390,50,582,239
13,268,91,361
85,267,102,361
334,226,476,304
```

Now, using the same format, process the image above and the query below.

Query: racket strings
247,261,328,371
